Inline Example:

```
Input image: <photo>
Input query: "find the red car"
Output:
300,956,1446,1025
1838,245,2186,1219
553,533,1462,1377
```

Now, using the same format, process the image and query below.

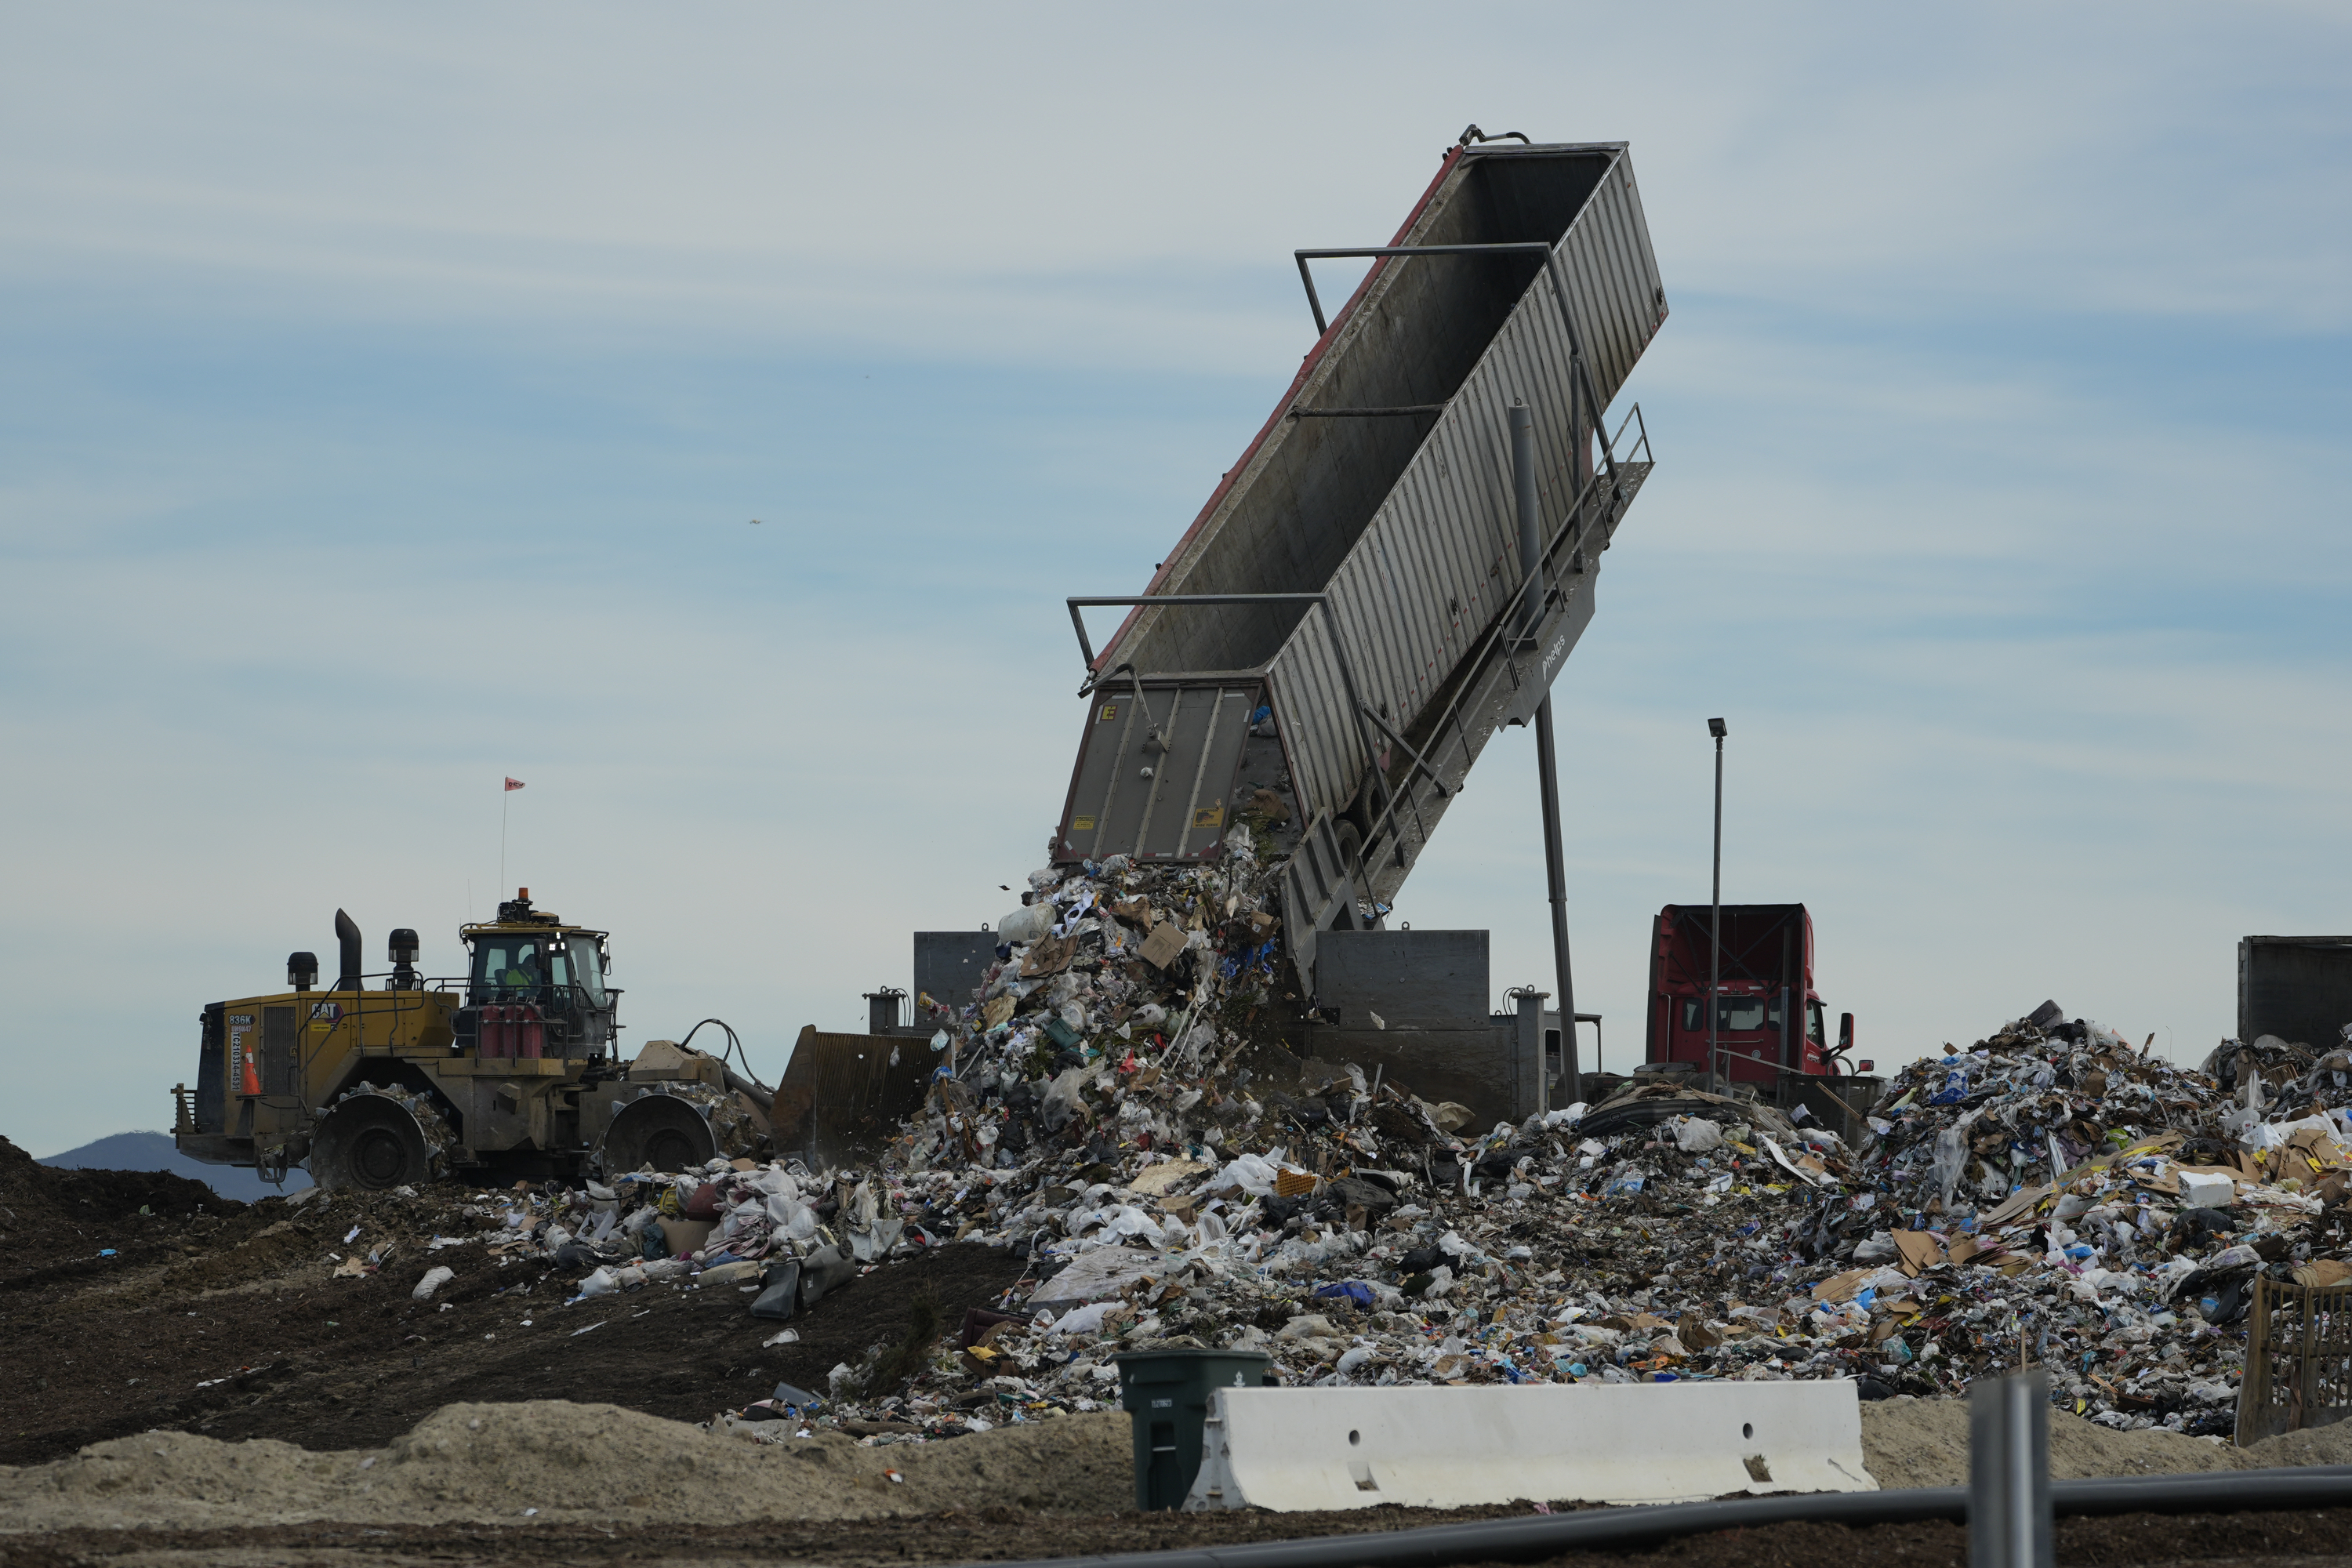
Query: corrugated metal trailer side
1097,143,1661,688
1054,139,1666,965
1261,153,1661,830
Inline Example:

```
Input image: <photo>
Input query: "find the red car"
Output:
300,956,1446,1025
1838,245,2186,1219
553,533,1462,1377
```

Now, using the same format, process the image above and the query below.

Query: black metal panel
914,931,1001,1014
195,1002,225,1134
2241,937,2352,1048
1313,929,1490,1029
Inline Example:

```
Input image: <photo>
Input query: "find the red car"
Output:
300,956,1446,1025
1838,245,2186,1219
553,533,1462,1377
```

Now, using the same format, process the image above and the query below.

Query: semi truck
1640,903,1875,1129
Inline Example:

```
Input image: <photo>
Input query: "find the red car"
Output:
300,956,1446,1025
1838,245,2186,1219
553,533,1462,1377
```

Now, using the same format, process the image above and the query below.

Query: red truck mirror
1838,1012,1855,1053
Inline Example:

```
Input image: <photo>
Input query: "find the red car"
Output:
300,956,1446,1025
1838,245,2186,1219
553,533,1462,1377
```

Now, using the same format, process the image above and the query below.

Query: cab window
567,937,608,1007
470,939,546,999
1680,995,1784,1033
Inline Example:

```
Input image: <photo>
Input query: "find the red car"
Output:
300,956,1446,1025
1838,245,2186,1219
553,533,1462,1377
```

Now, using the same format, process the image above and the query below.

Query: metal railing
1348,401,1651,878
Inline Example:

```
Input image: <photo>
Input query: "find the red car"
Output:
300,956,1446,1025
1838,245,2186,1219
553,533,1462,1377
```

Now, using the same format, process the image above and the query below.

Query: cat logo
1192,804,1225,829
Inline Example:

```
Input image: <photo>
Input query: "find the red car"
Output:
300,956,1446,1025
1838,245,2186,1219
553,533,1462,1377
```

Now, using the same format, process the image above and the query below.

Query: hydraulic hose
676,1017,771,1098
964,1466,2352,1568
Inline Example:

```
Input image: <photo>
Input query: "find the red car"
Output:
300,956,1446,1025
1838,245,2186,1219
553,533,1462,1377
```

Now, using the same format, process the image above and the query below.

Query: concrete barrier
1183,1381,1876,1512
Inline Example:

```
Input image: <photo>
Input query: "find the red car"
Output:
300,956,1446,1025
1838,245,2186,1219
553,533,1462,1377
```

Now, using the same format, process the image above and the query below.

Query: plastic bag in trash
1314,1280,1377,1308
1926,1068,1972,1105
1214,1151,1280,1196
1929,1126,1968,1210
412,1265,455,1301
1672,1117,1723,1153
998,904,1055,944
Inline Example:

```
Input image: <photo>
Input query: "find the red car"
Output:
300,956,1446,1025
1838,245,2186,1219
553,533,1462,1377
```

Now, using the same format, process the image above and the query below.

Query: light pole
1707,717,1726,1091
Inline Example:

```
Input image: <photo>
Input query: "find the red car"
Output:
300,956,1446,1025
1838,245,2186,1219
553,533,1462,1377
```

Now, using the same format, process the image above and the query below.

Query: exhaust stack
334,909,363,993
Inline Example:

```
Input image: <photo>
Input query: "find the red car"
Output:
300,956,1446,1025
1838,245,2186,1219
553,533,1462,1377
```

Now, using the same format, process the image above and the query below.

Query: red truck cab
1644,903,1853,1087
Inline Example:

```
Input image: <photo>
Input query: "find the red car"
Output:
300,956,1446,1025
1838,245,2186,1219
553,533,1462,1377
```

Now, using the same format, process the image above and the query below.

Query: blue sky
2,3,2347,1152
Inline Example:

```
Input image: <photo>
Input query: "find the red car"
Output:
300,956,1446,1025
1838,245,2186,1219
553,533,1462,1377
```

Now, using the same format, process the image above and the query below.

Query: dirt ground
4,1507,2352,1568
12,1138,2352,1568
0,1139,1029,1467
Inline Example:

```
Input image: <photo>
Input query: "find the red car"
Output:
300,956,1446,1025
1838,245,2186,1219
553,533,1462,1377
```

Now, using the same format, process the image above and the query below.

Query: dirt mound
0,1155,1028,1469
13,1391,2352,1537
1859,1394,2352,1488
0,1134,234,1230
0,1400,1133,1530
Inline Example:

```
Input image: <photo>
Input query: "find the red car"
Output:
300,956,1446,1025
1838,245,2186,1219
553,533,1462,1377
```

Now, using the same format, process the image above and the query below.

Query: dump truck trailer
1054,138,1664,1001
793,137,1675,1133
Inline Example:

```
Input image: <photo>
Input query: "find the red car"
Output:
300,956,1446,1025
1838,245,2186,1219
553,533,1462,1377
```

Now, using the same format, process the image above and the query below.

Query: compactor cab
172,891,779,1191
453,892,618,1061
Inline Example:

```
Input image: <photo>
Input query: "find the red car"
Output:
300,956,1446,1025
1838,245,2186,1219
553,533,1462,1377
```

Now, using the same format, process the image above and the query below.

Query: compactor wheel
312,1092,445,1191
601,1093,719,1177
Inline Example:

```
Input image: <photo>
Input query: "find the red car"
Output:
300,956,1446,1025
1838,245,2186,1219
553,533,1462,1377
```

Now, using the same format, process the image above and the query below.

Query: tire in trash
311,1093,437,1191
603,1093,718,1176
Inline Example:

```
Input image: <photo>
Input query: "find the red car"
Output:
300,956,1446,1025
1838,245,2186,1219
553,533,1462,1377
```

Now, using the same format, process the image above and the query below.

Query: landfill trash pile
369,837,2350,1457
49,826,2352,1465
653,929,2352,1448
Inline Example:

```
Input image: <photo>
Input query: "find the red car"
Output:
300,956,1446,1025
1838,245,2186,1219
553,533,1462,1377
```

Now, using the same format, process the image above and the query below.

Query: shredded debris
283,834,2352,1452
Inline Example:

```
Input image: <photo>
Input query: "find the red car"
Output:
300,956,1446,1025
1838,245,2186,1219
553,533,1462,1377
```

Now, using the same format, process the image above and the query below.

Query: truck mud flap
1185,1381,1875,1512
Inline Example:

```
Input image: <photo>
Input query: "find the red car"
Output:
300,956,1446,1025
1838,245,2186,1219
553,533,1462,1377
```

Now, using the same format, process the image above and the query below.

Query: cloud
2,2,2347,1150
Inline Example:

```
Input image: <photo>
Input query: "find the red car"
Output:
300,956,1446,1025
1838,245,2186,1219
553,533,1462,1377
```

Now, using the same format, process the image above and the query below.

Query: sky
2,3,2347,1155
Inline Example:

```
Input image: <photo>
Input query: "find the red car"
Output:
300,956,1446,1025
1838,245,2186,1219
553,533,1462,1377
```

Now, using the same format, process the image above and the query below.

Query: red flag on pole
504,777,526,792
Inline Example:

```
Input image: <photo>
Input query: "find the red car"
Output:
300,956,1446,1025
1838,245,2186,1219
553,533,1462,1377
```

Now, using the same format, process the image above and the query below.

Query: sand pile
0,1401,1134,1530
11,1394,2352,1534
1857,1396,2352,1488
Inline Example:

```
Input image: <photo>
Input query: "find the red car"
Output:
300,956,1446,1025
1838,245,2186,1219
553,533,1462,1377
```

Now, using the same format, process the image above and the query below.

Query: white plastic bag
998,905,1054,944
1672,1117,1723,1153
1214,1152,1279,1196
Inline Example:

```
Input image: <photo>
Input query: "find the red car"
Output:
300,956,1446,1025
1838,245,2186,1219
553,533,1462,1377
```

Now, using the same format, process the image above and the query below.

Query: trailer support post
1512,403,1577,1109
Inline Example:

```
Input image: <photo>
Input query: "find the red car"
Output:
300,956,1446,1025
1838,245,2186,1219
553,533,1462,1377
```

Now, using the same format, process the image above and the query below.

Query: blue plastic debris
1314,1281,1377,1308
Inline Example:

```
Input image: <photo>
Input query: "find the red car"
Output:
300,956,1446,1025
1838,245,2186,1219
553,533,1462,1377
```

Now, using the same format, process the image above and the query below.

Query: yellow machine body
172,895,773,1189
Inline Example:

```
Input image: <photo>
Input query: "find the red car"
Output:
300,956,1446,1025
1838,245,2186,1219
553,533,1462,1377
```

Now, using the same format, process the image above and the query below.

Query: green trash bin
1112,1347,1274,1511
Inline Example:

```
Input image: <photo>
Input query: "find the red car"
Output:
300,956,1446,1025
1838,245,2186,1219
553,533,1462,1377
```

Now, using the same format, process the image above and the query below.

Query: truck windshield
1682,995,1784,1033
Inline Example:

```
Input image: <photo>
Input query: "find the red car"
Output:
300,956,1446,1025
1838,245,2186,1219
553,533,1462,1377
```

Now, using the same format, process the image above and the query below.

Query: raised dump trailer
1053,138,1665,996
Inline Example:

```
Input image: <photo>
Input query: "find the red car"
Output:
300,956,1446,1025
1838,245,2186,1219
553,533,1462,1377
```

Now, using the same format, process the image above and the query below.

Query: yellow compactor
172,891,777,1189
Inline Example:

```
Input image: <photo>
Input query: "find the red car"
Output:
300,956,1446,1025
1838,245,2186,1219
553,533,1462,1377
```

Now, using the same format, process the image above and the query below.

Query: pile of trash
321,829,2352,1454
744,968,2352,1445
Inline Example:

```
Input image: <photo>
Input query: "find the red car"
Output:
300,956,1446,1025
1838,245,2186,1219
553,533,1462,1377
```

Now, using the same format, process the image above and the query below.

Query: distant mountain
40,1131,313,1204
